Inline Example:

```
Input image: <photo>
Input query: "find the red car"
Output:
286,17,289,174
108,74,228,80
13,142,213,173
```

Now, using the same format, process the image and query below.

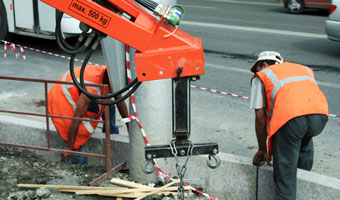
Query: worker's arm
253,108,272,166
255,108,267,151
114,93,129,131
62,93,91,161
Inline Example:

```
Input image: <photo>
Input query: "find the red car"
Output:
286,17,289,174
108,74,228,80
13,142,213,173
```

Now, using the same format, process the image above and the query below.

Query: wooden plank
135,179,179,200
59,187,127,193
74,186,189,195
110,178,152,189
95,191,178,198
17,184,122,190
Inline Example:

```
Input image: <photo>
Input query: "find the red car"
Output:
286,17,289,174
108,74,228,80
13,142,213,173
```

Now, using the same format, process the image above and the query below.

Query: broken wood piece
110,177,152,189
135,179,179,200
58,187,127,193
94,191,178,198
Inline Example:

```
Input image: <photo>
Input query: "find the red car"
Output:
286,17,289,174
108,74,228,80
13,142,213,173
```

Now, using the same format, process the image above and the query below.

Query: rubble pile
0,146,206,200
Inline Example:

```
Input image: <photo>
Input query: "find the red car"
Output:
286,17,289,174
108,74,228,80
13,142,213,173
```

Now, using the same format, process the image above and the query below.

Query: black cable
56,11,73,50
69,50,140,99
69,38,142,105
134,0,158,11
55,11,89,54
76,48,139,99
91,81,142,105
140,0,157,8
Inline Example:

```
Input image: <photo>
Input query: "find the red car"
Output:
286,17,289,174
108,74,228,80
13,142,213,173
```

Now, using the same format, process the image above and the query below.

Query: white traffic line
181,4,217,9
205,63,340,89
207,0,281,6
182,21,327,39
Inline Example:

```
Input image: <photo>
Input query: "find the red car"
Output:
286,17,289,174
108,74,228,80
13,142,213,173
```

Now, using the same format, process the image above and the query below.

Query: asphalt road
178,0,340,116
0,0,339,178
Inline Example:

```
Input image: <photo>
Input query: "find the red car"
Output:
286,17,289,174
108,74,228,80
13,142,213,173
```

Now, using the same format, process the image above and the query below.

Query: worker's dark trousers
272,114,328,200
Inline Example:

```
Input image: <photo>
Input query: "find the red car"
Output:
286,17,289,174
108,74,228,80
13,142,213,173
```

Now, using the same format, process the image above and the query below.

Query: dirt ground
0,146,206,200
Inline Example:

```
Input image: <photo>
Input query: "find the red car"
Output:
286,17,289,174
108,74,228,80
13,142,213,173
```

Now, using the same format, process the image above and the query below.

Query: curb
1,115,339,199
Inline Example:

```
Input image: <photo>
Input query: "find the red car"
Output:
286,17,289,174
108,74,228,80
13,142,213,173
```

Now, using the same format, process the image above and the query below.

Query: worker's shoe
70,145,88,165
102,125,119,134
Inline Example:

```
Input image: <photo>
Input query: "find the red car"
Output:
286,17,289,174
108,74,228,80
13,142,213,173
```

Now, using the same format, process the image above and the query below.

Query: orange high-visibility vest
48,65,107,149
256,62,328,156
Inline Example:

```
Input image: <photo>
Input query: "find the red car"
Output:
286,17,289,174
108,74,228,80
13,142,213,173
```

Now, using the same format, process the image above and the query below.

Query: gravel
0,146,206,200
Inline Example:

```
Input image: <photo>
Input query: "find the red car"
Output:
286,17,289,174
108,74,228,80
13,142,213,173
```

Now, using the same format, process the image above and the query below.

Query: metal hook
142,159,156,174
207,154,221,169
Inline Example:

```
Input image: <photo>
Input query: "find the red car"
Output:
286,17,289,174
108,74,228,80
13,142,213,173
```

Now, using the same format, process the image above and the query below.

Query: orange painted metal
40,0,205,81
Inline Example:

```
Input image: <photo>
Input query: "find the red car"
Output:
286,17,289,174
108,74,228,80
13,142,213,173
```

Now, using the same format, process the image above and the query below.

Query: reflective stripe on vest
61,72,100,134
261,66,317,130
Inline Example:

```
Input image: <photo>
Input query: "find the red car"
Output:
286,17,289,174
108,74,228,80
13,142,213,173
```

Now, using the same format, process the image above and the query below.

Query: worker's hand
61,147,73,162
252,150,272,166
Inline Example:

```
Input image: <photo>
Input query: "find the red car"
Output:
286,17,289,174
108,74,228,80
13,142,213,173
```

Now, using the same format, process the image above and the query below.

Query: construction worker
249,51,328,200
48,65,128,164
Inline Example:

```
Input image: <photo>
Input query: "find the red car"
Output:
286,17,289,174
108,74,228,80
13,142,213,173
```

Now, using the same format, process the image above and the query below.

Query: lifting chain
170,139,194,200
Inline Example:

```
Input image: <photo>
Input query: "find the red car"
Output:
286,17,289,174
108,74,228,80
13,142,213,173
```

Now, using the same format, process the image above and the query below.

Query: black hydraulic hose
73,47,139,99
69,43,142,105
69,50,140,100
91,81,141,105
56,11,73,50
134,0,158,11
55,11,88,54
142,0,158,8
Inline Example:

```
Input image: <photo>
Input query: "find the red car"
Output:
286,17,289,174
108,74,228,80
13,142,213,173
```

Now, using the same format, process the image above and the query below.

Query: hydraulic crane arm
40,0,204,82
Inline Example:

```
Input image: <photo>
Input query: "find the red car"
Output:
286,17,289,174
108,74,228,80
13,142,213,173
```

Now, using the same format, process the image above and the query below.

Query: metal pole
128,0,176,184
104,86,112,174
44,82,51,149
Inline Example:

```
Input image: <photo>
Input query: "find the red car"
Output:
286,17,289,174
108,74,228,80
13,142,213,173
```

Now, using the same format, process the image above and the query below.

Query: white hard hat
251,51,284,73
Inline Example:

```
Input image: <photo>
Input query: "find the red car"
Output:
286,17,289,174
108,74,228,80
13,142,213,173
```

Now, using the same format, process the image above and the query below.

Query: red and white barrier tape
329,114,340,118
122,115,150,145
125,46,138,117
10,43,17,59
1,40,99,65
3,41,26,60
3,41,7,58
191,85,250,100
20,46,26,60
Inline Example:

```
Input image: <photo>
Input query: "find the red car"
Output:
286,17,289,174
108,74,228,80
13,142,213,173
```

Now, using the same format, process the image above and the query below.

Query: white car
326,0,340,42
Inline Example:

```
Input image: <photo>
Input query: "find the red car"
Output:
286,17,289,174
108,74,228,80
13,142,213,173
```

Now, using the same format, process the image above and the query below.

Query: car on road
326,0,340,41
282,0,331,14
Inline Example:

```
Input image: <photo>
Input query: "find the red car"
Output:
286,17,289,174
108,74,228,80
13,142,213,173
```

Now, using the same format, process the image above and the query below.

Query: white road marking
207,0,281,6
181,5,217,9
182,21,327,38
